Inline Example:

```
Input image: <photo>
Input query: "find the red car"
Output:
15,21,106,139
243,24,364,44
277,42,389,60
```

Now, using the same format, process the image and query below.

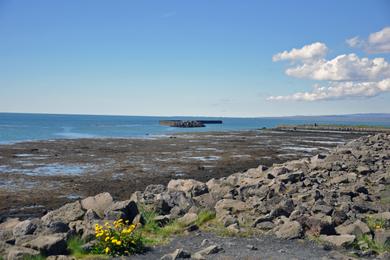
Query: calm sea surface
1,113,389,144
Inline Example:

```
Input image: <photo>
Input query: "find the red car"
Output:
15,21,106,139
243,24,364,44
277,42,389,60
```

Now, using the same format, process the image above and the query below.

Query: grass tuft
352,234,390,254
67,236,86,258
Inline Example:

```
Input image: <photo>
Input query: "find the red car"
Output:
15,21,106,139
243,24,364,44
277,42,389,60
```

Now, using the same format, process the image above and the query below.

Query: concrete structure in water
159,120,223,128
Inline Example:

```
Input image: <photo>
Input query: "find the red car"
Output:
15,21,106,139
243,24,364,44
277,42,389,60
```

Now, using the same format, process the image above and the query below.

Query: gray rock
0,218,20,242
246,244,258,250
80,192,113,218
274,220,303,239
374,229,390,245
13,219,38,237
335,220,370,236
23,233,68,256
194,245,223,256
153,215,171,227
226,223,240,234
178,213,198,226
161,248,191,259
319,234,355,247
7,246,40,260
104,200,139,222
41,201,84,225
168,179,208,197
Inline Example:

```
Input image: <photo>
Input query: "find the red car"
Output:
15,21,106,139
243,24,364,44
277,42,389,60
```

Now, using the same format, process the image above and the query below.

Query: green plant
365,216,389,231
195,210,216,226
92,219,144,256
23,255,46,260
353,234,390,254
67,236,86,257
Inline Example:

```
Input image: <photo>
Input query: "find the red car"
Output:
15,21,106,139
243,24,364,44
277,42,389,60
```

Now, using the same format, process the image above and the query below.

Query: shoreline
0,129,365,220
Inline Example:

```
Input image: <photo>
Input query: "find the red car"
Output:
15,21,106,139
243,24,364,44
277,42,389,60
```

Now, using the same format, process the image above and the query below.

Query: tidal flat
0,129,364,220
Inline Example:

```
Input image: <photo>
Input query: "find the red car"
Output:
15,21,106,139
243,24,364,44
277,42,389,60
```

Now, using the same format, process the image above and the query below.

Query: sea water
0,113,389,144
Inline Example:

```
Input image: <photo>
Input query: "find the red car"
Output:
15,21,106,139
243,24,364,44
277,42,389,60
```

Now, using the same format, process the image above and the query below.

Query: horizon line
1,111,390,119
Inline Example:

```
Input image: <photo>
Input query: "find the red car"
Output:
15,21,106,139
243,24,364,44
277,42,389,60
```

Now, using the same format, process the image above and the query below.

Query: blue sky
0,0,389,117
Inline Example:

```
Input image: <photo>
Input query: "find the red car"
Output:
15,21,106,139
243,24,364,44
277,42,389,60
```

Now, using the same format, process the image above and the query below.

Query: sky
0,0,389,117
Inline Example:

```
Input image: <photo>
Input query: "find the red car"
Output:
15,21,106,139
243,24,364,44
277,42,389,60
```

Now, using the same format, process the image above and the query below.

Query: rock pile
0,193,142,259
1,133,389,259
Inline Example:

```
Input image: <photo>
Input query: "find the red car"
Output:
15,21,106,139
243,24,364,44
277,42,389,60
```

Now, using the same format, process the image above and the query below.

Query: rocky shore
1,133,389,259
0,129,362,220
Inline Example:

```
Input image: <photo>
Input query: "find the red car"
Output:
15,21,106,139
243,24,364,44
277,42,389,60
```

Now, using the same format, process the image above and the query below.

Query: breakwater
159,120,223,128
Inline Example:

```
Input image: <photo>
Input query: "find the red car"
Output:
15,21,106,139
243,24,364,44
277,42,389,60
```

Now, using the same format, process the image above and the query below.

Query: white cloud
269,35,390,102
368,27,390,53
346,36,364,48
285,54,390,81
267,78,390,101
272,42,328,61
347,27,390,53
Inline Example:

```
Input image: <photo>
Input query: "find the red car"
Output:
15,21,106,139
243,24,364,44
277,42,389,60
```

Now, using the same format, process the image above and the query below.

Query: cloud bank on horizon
268,26,390,102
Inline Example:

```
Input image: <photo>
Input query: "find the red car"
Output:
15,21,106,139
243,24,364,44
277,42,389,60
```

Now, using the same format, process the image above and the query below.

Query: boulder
13,219,39,238
41,201,84,225
319,234,356,247
104,200,139,222
274,220,303,239
160,248,191,259
23,234,68,256
193,245,223,258
154,191,194,217
0,218,20,241
335,220,370,236
374,229,390,245
7,246,40,260
153,215,171,227
215,199,249,215
168,179,208,197
178,213,198,226
80,192,113,218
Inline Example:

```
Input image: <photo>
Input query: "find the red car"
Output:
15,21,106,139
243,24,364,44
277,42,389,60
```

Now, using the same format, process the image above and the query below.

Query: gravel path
127,231,349,260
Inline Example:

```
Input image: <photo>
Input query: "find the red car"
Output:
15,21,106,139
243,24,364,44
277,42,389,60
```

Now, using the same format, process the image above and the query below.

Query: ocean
1,113,390,144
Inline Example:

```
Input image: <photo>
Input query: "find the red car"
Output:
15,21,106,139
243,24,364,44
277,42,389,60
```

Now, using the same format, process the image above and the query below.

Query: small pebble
246,244,258,250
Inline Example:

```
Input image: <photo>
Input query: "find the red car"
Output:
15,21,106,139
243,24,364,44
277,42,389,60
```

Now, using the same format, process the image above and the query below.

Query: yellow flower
105,236,110,242
104,247,110,254
376,225,381,229
116,240,122,246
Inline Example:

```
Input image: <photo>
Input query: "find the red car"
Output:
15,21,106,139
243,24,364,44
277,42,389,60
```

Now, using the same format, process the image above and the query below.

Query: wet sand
0,129,364,220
